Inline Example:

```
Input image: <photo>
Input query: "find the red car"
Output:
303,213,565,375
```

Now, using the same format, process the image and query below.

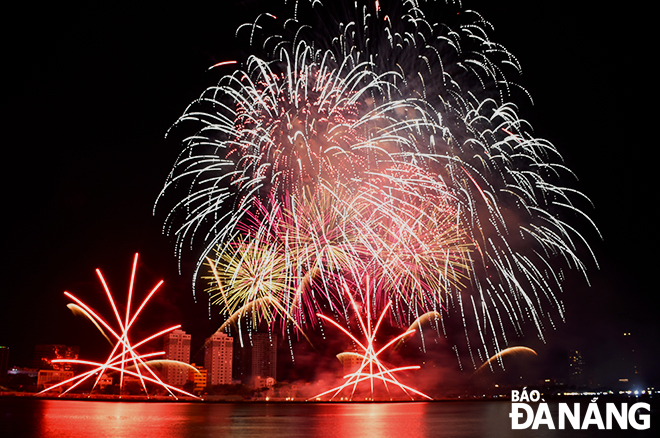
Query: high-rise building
234,333,277,386
619,331,640,385
204,332,233,387
568,349,585,386
163,329,191,387
251,333,277,381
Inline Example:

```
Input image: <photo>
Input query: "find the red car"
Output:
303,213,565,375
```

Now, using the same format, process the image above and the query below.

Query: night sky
2,0,657,387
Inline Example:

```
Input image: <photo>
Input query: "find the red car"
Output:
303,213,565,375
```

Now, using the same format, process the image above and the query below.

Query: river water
0,398,655,437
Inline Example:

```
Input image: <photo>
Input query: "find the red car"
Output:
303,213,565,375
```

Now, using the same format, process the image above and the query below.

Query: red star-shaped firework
38,253,198,399
310,282,432,401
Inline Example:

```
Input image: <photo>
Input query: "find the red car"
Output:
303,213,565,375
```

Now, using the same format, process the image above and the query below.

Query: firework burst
157,0,598,370
38,254,198,399
310,282,432,401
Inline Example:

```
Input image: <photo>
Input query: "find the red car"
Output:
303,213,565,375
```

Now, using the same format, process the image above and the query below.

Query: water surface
0,398,655,437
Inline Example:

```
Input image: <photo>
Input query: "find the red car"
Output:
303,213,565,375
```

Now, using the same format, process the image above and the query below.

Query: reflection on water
0,398,655,438
38,401,231,438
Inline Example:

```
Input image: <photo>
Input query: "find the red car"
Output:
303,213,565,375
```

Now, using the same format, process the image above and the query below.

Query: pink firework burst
310,281,432,401
38,253,198,399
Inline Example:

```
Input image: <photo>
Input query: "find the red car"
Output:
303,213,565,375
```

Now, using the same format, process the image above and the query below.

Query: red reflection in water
328,403,429,437
38,400,233,438
32,399,504,438
10,398,649,438
36,400,431,438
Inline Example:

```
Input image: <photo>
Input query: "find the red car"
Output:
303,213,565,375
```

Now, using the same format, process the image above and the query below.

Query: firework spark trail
474,345,538,375
39,254,199,399
157,0,599,367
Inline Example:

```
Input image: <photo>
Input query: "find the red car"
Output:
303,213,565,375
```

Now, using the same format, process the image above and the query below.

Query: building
249,333,277,383
568,349,585,387
37,369,74,391
204,332,233,387
188,363,207,394
338,352,362,376
234,333,277,387
163,329,191,387
617,331,641,388
33,344,79,372
97,374,113,389
252,376,275,390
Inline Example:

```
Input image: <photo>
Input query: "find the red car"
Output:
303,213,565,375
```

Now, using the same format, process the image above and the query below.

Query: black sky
1,0,657,386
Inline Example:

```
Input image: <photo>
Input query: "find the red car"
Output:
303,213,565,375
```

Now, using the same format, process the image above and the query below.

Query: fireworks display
156,0,598,374
38,254,198,399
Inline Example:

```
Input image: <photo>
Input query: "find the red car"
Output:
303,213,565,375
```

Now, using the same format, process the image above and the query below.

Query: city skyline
2,326,649,398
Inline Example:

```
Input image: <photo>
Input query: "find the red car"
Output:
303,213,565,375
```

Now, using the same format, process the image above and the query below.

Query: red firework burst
310,281,432,401
38,253,198,399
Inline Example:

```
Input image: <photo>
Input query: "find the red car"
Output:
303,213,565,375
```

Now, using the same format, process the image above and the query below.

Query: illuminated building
37,369,74,391
252,376,275,390
204,332,233,386
618,331,641,387
188,363,207,393
97,374,113,389
33,345,79,372
339,351,362,376
568,349,585,386
234,333,277,387
163,329,191,387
